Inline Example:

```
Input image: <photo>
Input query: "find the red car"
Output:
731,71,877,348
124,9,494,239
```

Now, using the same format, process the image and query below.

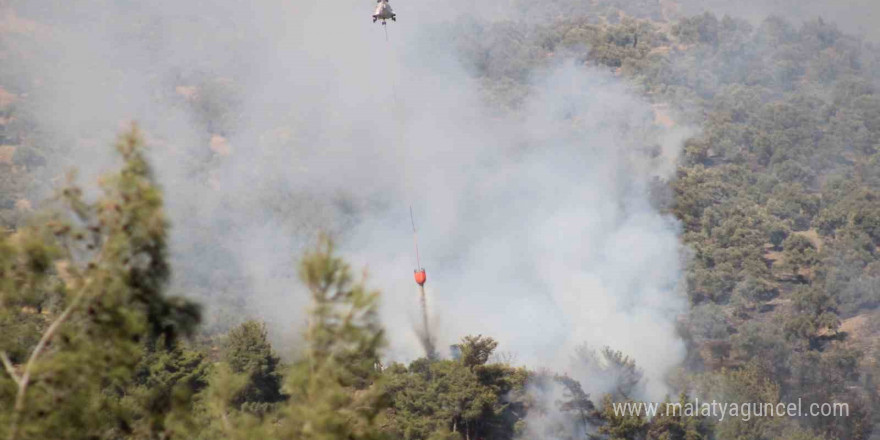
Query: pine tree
280,236,388,440
0,126,201,440
646,393,711,440
223,320,284,410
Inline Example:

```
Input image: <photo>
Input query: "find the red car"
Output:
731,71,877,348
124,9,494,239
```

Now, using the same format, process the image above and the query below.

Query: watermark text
611,399,849,421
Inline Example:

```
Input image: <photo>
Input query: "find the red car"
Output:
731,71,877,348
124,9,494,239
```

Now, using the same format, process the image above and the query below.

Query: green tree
129,343,211,436
783,285,840,347
279,236,387,440
223,320,284,411
696,364,784,440
777,234,819,281
183,363,272,440
384,335,528,440
646,393,711,440
732,276,777,305
572,345,645,401
597,394,649,440
456,335,498,369
0,126,201,440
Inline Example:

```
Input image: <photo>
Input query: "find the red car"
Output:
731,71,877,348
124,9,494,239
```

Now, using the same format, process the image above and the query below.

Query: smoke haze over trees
1,0,880,439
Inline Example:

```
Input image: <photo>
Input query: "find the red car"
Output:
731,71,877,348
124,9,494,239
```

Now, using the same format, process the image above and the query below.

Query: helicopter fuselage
373,0,396,23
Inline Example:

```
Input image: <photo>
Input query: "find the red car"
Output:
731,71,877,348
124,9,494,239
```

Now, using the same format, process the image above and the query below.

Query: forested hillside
2,1,880,439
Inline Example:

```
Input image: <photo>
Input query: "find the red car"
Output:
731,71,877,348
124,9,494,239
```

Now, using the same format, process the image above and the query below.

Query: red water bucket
414,269,426,286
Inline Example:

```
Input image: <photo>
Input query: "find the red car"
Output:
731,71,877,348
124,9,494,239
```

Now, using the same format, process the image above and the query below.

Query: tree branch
7,284,88,440
0,352,20,386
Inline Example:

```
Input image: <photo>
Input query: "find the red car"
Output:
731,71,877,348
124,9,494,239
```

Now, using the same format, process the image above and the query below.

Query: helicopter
372,0,396,25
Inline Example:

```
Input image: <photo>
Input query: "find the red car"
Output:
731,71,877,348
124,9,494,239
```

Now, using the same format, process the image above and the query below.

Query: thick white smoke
346,61,693,400
3,0,691,400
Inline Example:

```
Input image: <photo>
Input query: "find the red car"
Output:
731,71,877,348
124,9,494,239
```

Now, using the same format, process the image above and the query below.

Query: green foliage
456,335,498,369
185,362,271,440
767,183,818,231
571,346,645,401
594,384,714,440
596,395,649,440
128,342,211,435
686,303,730,343
783,285,840,345
673,12,720,46
731,321,790,379
554,374,599,435
816,186,880,242
384,336,528,440
787,346,872,440
696,364,783,440
646,394,712,440
0,126,201,440
777,234,819,281
223,320,284,409
279,236,387,440
732,276,777,304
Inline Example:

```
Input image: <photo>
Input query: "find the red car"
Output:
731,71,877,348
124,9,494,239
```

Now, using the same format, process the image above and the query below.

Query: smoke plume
3,0,693,400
